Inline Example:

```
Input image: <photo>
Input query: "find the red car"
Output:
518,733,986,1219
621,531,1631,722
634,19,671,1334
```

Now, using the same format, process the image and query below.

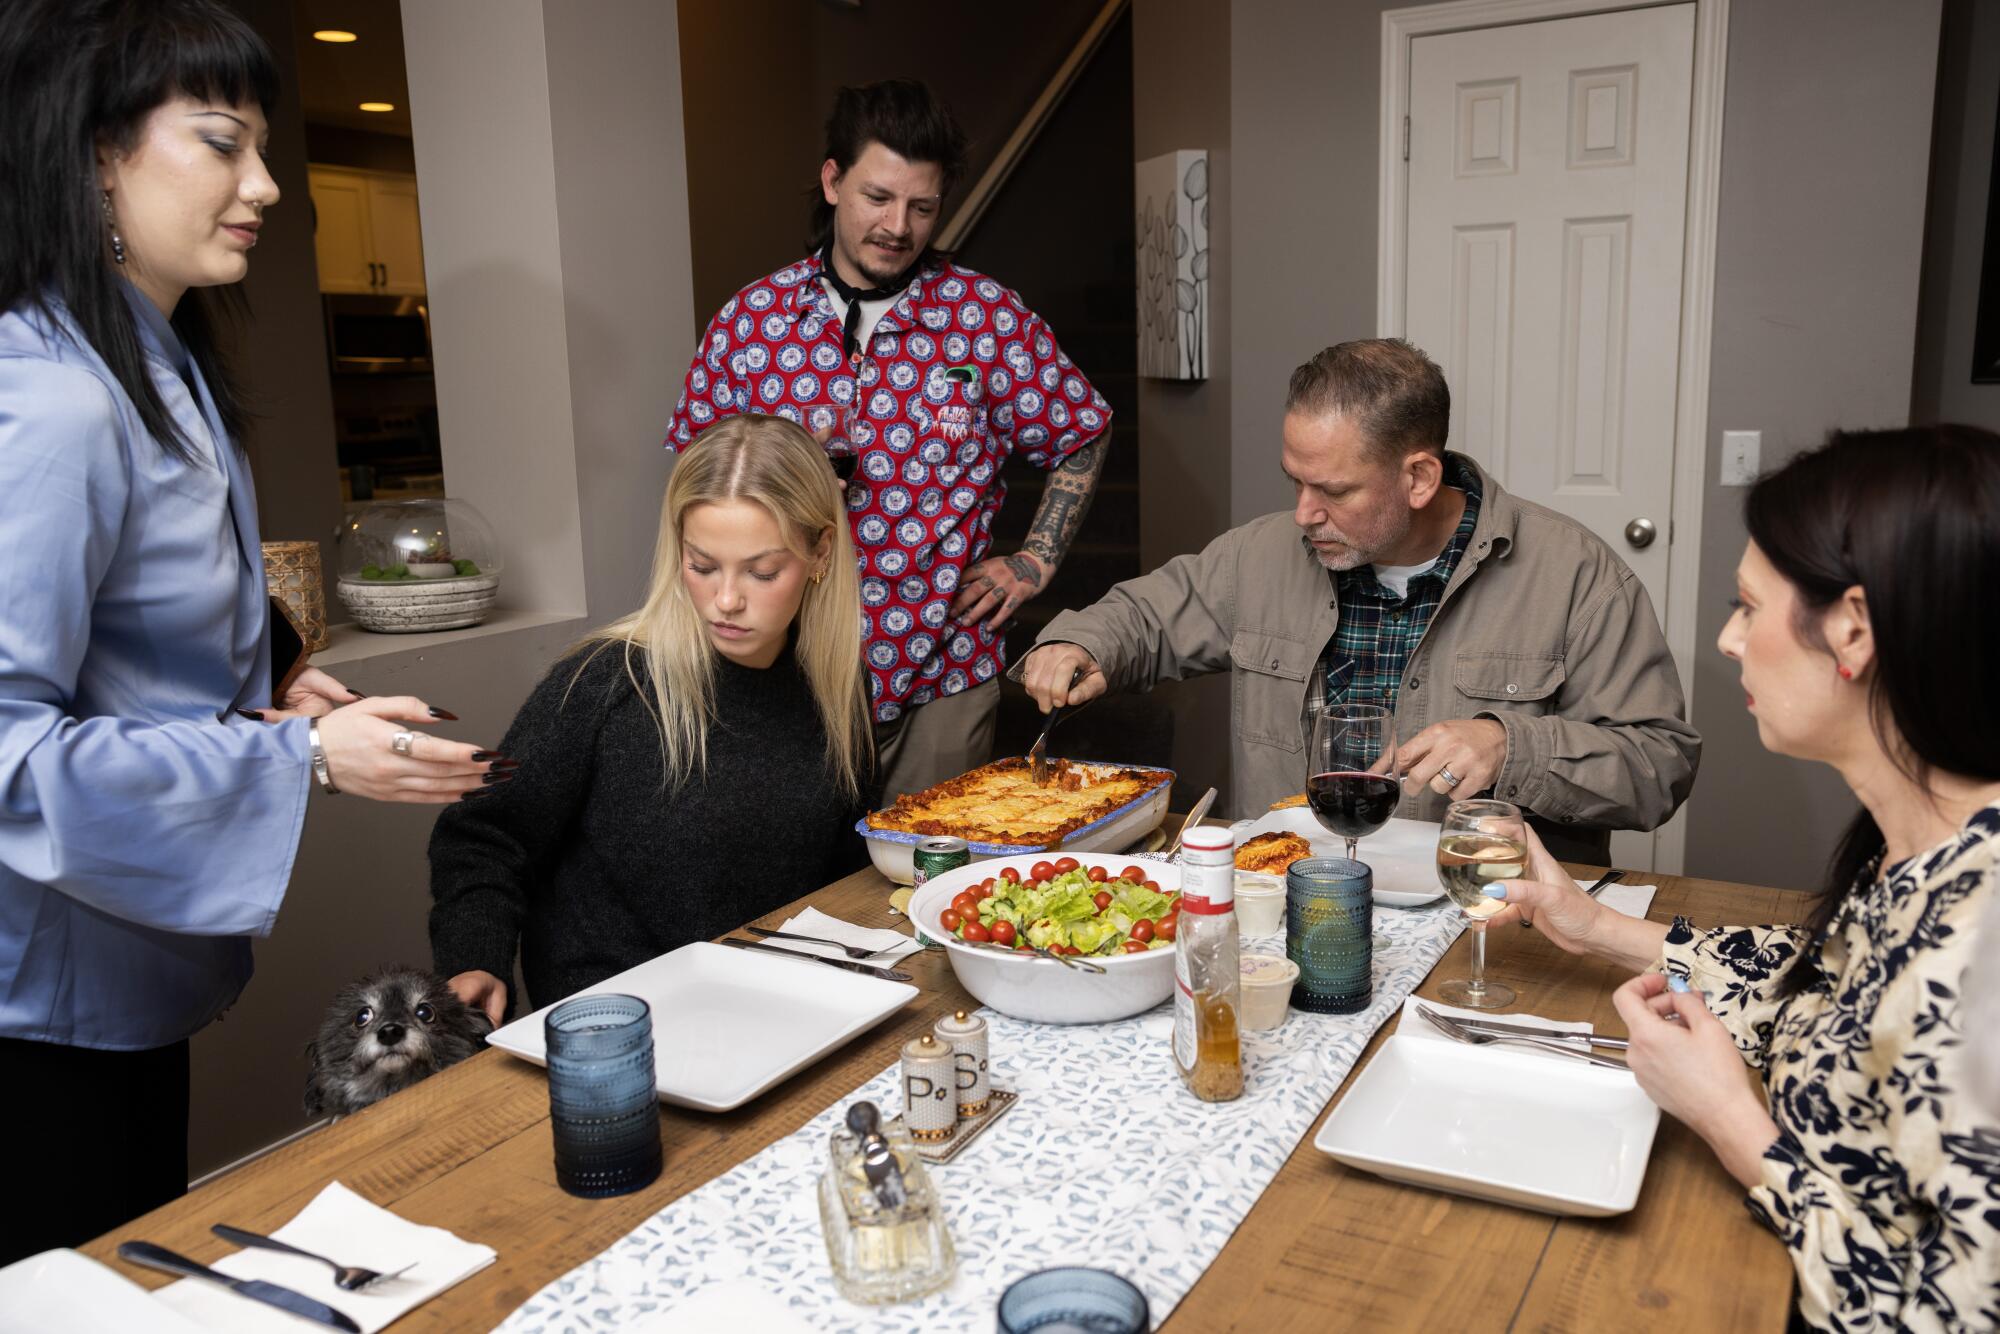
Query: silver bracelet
308,720,340,795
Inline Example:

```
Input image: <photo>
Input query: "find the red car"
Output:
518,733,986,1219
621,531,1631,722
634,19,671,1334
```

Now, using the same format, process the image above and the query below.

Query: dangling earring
101,191,125,265
811,567,826,586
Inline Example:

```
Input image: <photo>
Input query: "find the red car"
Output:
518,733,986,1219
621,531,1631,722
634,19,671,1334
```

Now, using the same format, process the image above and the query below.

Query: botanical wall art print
1136,149,1209,381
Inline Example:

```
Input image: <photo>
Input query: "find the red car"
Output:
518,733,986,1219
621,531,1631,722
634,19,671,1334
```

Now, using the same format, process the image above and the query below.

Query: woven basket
261,541,330,651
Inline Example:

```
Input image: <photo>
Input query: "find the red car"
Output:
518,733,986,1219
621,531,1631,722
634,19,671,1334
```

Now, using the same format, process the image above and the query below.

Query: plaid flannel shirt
1305,457,1483,734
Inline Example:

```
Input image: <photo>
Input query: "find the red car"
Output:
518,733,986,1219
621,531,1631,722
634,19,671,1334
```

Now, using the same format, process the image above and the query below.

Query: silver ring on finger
391,729,422,757
1434,766,1460,790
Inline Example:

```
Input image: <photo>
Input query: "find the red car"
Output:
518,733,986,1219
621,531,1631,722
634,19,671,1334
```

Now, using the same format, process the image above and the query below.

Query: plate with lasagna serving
1230,800,1447,908
861,757,1175,884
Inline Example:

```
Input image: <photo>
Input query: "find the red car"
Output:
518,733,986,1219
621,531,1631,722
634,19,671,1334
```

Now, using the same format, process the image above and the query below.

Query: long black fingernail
348,690,368,699
471,750,506,762
430,707,459,721
489,758,521,771
236,709,265,722
481,770,515,785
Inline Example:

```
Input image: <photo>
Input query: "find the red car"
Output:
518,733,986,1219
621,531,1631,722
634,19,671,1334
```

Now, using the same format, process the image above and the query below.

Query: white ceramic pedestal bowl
908,854,1182,1025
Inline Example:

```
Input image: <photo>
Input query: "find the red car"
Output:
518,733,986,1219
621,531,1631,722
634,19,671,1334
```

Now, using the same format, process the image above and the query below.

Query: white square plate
0,1250,206,1334
1229,811,1447,907
1314,1035,1661,1216
487,942,918,1112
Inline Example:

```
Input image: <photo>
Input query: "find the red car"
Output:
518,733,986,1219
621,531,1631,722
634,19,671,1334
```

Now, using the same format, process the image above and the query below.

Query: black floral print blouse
1661,804,2000,1332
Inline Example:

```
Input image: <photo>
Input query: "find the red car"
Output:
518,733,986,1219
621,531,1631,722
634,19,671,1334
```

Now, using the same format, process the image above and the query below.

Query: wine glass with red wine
1307,704,1400,860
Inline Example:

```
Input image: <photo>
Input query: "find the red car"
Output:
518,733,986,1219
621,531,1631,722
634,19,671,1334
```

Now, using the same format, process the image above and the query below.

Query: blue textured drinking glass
1286,857,1374,1014
996,1267,1151,1333
544,993,662,1198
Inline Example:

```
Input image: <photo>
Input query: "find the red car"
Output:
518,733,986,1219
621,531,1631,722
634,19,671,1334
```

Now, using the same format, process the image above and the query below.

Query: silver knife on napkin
118,1241,363,1332
721,937,914,981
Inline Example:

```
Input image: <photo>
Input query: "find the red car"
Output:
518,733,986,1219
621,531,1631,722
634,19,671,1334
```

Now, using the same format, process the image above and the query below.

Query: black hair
1744,424,2000,994
805,78,969,257
0,0,278,462
1285,339,1452,462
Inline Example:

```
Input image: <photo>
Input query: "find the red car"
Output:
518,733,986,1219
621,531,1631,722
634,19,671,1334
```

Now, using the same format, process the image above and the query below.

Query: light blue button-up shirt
0,287,311,1050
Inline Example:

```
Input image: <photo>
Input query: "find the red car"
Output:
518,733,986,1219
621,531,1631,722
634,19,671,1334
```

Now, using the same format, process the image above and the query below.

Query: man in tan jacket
1017,339,1698,862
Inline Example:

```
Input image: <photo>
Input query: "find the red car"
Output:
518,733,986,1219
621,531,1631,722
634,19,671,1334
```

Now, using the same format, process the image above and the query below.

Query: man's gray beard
1310,545,1372,572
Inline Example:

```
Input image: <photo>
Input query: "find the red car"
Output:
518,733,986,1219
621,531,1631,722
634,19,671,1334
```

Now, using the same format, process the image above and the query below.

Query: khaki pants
872,679,1000,804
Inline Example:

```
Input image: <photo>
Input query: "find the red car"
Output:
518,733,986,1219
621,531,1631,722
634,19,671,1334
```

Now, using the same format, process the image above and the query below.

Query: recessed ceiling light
312,29,357,43
358,102,396,113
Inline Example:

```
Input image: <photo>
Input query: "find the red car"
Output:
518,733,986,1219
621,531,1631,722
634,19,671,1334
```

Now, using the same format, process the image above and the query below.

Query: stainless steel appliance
323,293,432,375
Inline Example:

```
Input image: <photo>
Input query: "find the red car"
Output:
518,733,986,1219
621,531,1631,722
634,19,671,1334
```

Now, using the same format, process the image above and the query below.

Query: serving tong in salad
967,938,1107,974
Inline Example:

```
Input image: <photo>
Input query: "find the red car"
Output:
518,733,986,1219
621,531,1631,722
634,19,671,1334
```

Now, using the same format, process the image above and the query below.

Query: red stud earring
1837,665,1854,680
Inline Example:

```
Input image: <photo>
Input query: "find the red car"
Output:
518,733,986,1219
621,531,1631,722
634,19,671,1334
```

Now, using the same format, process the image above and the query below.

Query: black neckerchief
818,244,905,360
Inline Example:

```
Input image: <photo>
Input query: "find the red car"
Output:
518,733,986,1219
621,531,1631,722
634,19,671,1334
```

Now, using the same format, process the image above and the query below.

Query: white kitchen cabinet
308,166,427,295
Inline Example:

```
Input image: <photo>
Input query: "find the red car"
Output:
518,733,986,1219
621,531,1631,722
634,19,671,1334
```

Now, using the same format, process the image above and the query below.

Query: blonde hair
578,414,870,799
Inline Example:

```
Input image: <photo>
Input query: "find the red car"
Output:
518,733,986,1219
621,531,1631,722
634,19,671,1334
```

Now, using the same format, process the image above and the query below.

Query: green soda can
912,837,971,887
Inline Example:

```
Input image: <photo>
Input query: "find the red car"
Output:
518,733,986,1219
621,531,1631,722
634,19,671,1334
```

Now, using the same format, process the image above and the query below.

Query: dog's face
305,967,492,1117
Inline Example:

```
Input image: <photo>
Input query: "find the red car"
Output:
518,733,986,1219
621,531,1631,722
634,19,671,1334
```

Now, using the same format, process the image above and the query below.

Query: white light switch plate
1721,430,1761,487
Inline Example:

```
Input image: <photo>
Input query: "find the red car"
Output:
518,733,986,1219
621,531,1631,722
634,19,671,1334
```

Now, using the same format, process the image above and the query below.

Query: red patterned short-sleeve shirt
666,253,1112,722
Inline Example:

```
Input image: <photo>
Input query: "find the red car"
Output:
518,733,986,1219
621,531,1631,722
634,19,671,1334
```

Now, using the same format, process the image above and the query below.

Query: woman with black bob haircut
0,0,496,1262
1489,424,2000,1330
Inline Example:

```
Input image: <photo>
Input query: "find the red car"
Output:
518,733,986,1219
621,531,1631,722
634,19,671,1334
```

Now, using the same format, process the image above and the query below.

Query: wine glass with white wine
1434,799,1524,1009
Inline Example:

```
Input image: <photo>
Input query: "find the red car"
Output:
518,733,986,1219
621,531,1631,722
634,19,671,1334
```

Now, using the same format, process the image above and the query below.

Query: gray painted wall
1686,0,1940,890
1914,0,2000,432
1133,0,1236,812
186,0,694,1175
1142,0,1941,883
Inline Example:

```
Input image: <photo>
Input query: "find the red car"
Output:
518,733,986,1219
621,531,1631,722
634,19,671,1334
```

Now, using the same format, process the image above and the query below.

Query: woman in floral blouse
1493,424,2000,1332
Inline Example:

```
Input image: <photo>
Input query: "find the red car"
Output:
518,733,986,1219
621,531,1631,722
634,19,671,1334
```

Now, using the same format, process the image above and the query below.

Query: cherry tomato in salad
980,877,997,892
1120,865,1147,885
961,921,991,943
1086,865,1109,882
972,883,994,901
1092,890,1113,912
998,866,1022,884
939,908,962,932
989,920,1017,947
1131,918,1156,943
1143,879,1161,893
951,891,978,918
1123,940,1150,954
1015,937,1034,950
1053,856,1080,875
1157,915,1177,942
1030,860,1057,883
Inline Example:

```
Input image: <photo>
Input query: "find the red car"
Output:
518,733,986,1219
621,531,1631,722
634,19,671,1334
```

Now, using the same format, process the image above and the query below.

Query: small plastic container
1234,873,1286,936
1240,954,1300,1031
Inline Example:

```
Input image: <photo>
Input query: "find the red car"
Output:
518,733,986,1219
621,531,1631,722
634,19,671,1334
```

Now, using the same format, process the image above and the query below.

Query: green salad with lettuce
937,862,1181,956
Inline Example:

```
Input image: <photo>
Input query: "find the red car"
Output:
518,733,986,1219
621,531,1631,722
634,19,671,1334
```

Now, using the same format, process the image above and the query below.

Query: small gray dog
304,966,493,1118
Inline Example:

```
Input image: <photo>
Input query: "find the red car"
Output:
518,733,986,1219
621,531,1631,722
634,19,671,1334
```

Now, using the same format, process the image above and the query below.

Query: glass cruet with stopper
817,1099,956,1303
1173,825,1244,1101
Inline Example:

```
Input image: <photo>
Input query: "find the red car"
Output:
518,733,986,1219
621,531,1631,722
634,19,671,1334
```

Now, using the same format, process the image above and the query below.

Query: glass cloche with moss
334,499,505,633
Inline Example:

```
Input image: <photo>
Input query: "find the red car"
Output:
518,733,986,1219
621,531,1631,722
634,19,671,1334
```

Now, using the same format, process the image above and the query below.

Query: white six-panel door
1402,4,1696,870
1405,4,1694,615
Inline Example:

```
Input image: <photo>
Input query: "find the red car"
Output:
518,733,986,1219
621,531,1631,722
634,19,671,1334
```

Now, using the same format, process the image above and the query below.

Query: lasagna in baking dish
867,758,1173,846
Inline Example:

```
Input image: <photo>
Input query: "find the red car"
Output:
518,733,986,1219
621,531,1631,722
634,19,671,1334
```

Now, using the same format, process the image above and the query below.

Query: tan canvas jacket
1026,455,1699,861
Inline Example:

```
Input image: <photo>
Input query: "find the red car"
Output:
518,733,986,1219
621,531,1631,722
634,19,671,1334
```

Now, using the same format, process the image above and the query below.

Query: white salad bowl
907,854,1181,1025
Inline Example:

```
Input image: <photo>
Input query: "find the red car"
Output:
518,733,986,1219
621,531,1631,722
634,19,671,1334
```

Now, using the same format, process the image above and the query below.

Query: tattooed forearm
1023,439,1107,569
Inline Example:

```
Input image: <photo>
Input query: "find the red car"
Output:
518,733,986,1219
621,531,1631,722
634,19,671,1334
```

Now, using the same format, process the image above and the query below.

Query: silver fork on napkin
210,1224,415,1290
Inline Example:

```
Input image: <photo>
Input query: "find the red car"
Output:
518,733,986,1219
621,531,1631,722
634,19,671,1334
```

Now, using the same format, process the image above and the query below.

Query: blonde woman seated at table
1494,425,1999,1332
430,415,872,1024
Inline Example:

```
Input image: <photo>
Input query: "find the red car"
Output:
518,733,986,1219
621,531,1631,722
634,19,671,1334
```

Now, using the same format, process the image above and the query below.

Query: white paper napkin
1587,880,1657,920
624,1279,822,1332
774,906,922,964
152,1181,495,1333
1395,994,1594,1061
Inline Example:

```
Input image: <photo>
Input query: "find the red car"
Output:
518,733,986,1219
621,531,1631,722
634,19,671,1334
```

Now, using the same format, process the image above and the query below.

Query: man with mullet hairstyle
1016,338,1698,861
666,79,1114,803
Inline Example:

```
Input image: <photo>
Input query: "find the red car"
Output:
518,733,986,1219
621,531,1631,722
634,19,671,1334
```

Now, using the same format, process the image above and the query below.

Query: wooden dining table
85,851,1804,1331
